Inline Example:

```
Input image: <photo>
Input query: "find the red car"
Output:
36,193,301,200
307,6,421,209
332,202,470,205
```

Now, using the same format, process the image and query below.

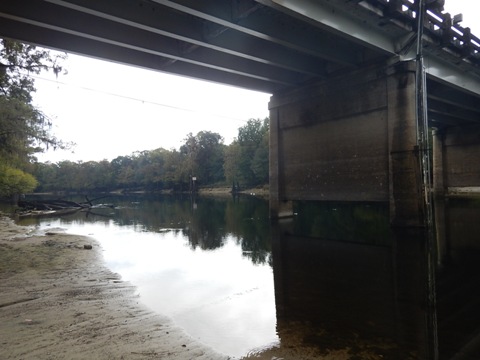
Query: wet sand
0,216,228,360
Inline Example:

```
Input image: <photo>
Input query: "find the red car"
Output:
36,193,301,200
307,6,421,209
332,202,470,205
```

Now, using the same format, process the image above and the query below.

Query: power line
31,74,255,123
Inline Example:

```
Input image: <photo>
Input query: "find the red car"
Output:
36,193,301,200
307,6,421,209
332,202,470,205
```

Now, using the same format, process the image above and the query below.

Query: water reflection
6,195,480,358
13,195,277,358
100,231,277,357
250,199,480,360
435,198,480,359
263,204,429,359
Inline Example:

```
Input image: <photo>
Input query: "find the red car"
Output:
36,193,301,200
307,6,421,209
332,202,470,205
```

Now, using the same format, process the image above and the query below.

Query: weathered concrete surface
442,124,480,190
386,63,423,226
269,61,423,225
433,129,445,196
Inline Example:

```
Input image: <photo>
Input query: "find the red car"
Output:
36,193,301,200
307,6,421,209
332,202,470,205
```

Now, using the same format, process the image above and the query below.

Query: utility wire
30,74,257,123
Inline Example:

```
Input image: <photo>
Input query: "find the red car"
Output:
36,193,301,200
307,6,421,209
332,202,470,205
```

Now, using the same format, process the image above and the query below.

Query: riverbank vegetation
33,118,269,194
0,39,71,197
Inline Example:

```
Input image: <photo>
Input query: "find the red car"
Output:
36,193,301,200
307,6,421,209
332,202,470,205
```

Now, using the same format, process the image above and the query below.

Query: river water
8,194,480,359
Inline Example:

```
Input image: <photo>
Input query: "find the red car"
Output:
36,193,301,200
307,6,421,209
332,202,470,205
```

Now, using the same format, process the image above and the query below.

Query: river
7,194,480,359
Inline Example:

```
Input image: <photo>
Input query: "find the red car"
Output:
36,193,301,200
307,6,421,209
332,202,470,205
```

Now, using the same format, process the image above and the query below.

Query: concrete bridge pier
433,125,480,196
269,61,425,226
432,129,445,197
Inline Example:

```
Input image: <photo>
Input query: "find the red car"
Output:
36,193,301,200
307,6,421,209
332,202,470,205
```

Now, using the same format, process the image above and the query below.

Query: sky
32,0,479,163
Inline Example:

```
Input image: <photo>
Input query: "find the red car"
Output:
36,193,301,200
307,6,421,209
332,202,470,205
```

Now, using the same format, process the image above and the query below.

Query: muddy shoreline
0,216,228,360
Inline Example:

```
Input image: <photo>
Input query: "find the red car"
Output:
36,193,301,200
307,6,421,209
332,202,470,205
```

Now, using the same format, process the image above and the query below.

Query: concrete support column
387,62,424,227
269,107,293,218
269,107,280,218
432,129,445,197
268,61,425,226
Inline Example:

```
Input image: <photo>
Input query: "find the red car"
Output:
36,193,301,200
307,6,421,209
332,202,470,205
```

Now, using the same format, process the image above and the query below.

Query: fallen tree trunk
18,199,87,211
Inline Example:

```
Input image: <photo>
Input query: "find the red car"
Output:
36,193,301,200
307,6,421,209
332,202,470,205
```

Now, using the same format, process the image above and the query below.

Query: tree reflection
183,197,227,250
293,201,390,244
18,194,273,266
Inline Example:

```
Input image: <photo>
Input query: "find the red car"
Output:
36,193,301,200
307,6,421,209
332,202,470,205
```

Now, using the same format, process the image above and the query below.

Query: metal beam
427,83,480,114
425,54,480,98
42,0,328,78
1,2,307,86
0,17,280,93
428,99,480,124
428,112,465,128
0,0,479,99
151,0,363,66
254,0,397,54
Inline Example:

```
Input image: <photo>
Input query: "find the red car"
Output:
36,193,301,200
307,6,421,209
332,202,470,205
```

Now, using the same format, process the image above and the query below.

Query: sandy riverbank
198,186,269,197
0,215,228,360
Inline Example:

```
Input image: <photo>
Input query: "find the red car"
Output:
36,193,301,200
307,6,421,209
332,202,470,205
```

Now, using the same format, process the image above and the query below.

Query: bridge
1,0,480,226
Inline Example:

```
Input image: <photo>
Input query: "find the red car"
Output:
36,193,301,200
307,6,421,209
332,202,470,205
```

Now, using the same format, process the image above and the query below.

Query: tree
163,149,184,188
250,131,269,184
180,131,225,186
0,39,69,162
195,131,225,184
0,165,37,197
33,161,58,192
223,141,242,185
235,118,269,186
55,160,80,191
0,38,69,196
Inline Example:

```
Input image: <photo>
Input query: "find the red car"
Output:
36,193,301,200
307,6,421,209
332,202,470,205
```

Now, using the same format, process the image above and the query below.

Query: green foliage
0,38,70,197
235,118,269,187
0,165,38,196
180,131,225,185
33,121,270,193
223,141,241,184
33,162,58,192
0,39,70,164
1,39,64,101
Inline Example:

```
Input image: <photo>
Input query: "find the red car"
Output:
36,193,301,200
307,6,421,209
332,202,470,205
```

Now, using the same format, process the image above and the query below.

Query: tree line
0,38,269,198
33,119,269,193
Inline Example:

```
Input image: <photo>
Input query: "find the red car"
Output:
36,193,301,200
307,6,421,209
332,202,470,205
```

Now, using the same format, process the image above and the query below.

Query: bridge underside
1,0,480,225
1,1,480,95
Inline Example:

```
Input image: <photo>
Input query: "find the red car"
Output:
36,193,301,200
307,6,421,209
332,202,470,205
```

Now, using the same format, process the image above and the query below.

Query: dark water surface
6,194,480,359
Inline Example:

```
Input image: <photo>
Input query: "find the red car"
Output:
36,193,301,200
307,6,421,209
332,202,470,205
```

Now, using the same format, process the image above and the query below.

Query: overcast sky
32,0,479,163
